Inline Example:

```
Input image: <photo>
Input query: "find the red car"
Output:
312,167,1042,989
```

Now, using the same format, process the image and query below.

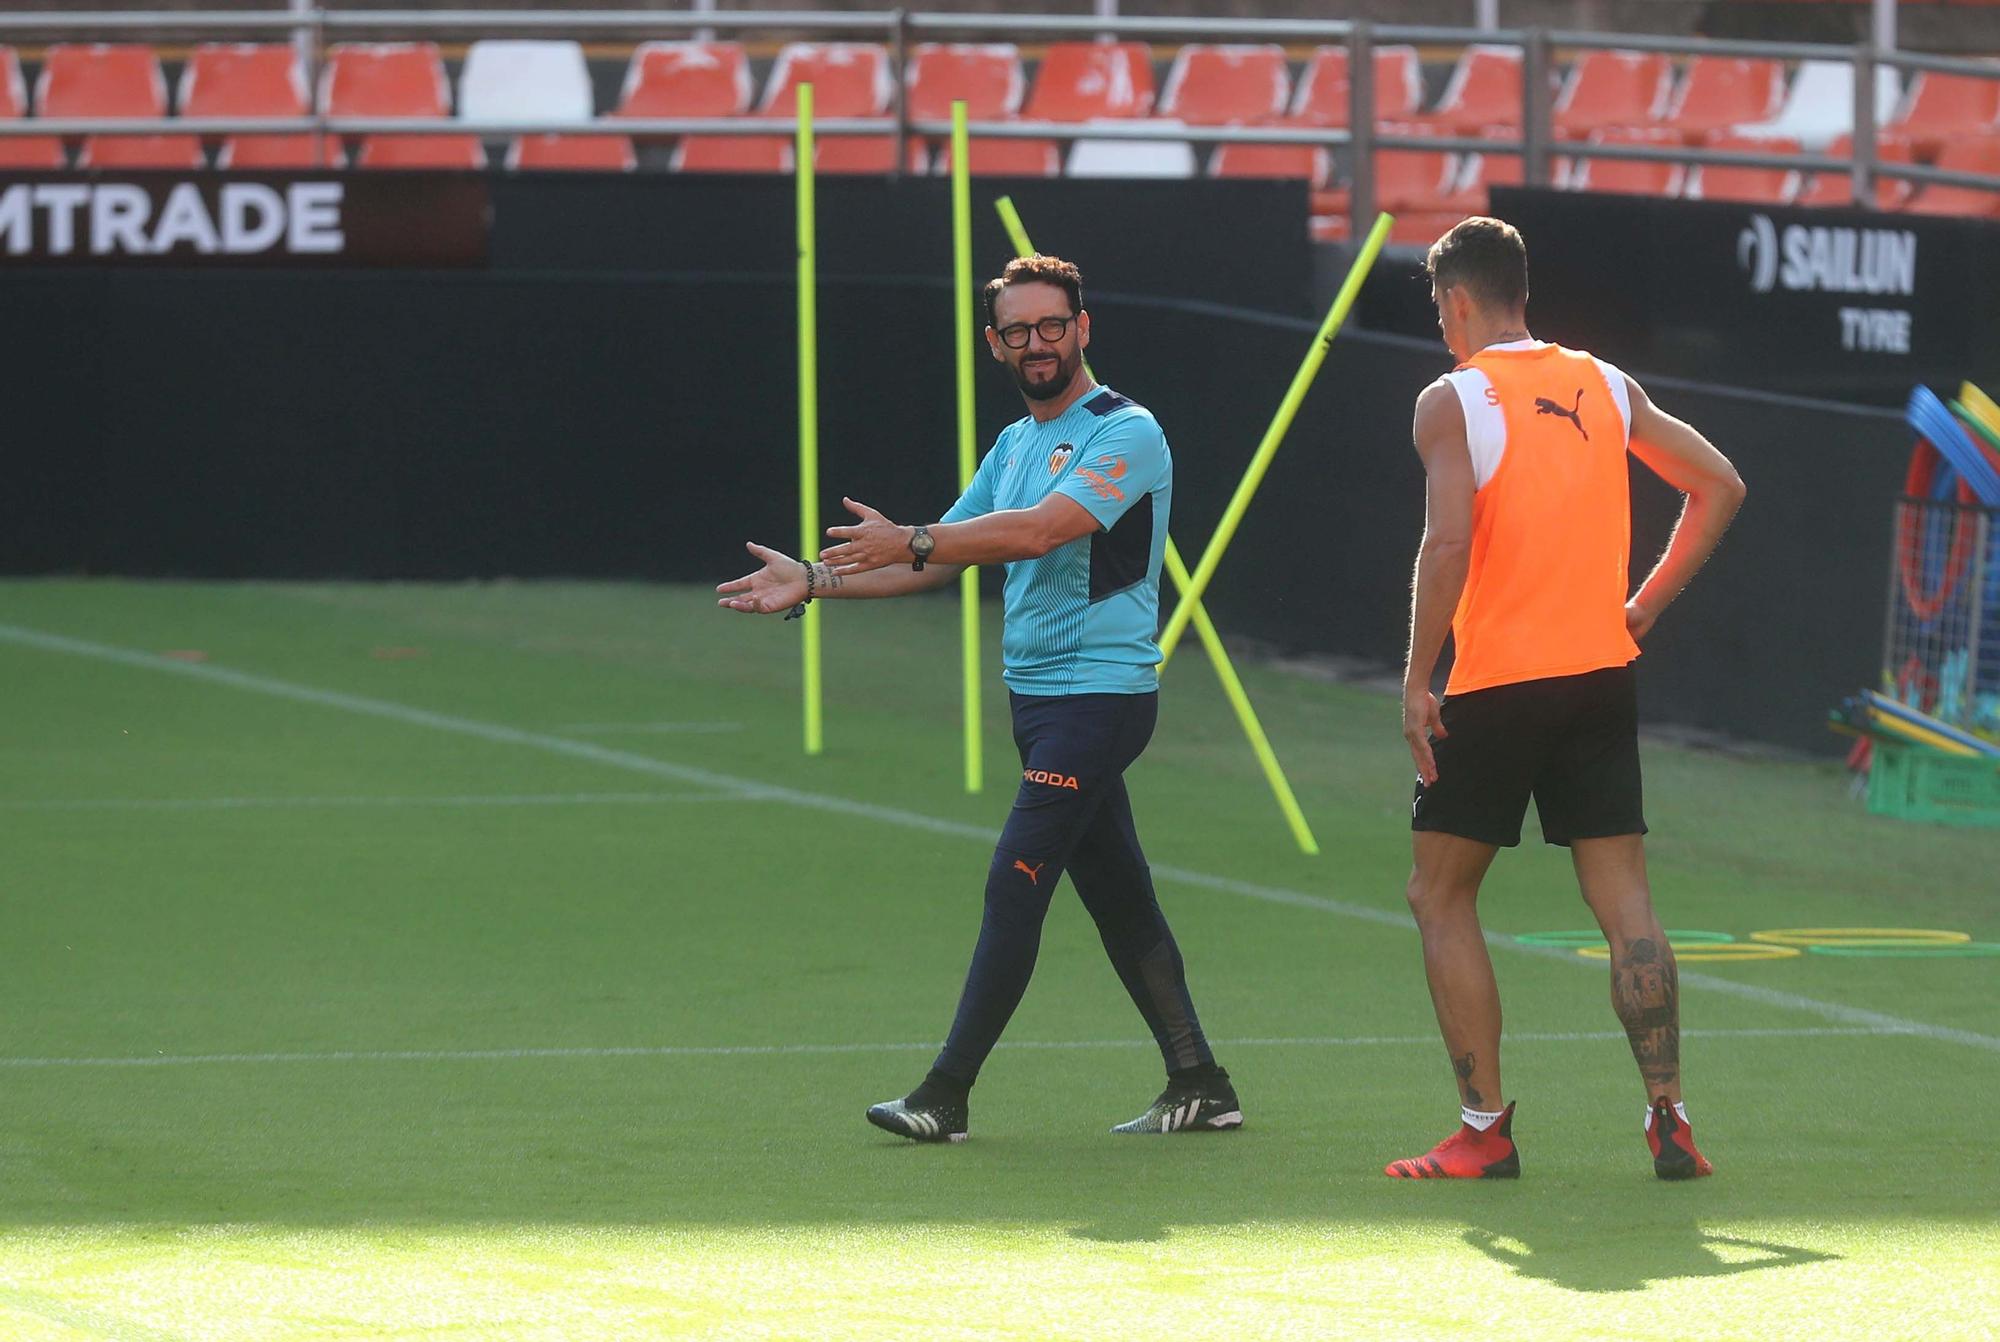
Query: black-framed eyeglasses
995,315,1076,349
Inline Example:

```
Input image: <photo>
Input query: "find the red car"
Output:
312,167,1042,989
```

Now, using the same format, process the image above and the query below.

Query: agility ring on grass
1575,943,1801,962
1750,928,2000,958
1514,927,1997,963
1512,930,1735,948
1803,944,2000,957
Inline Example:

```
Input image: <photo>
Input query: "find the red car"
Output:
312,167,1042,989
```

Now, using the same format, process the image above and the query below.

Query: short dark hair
983,253,1083,328
1424,216,1528,314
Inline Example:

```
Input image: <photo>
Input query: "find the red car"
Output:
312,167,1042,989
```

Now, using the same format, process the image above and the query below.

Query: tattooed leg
1452,1051,1488,1110
1612,936,1682,1101
1572,835,1684,1105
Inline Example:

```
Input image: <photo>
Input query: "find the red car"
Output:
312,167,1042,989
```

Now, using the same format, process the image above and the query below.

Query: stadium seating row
1333,126,2000,243
2,39,1995,235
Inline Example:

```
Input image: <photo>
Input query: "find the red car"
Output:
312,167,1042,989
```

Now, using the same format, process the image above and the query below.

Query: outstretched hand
716,542,807,614
821,498,915,576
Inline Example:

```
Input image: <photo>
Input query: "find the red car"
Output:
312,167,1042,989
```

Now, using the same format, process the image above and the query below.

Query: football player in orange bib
1387,217,1746,1181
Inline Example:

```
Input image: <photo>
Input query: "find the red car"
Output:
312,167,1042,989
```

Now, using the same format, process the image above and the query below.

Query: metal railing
1,8,1997,239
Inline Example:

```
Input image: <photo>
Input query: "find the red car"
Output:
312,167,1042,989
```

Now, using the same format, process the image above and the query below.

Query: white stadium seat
1066,120,1197,178
1733,59,1901,151
459,40,594,123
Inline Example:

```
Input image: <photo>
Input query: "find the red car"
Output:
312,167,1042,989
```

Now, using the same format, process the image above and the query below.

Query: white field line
557,721,745,735
4,621,1997,1058
0,791,765,813
0,1026,1913,1070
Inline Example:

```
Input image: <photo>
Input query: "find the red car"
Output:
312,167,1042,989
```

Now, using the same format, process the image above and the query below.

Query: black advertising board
0,171,1902,751
0,171,1305,309
1488,187,2000,405
0,172,490,268
486,174,1315,317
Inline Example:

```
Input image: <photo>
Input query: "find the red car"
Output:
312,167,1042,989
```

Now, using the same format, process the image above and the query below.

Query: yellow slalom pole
952,101,982,793
797,83,823,756
1157,212,1395,667
1171,547,1320,855
993,195,1319,855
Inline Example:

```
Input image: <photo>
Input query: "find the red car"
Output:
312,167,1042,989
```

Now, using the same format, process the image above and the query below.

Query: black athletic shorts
1411,663,1647,849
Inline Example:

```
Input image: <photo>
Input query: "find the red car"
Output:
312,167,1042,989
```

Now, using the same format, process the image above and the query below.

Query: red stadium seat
1309,213,1350,243
615,41,753,169
905,45,1030,172
673,134,791,174
759,43,892,117
1662,57,1785,144
933,136,1061,177
322,41,448,116
1389,209,1477,247
905,43,1024,121
1291,45,1424,126
705,42,892,176
355,134,485,169
1230,45,1419,212
1552,50,1673,141
1209,136,1330,186
815,135,926,174
1159,45,1289,125
1419,45,1524,135
1902,135,2000,218
322,43,483,170
1375,121,1481,216
1888,71,2000,158
182,44,333,169
1793,132,1915,209
1568,126,1688,196
508,133,635,172
39,43,202,168
1459,125,1570,206
1023,42,1155,121
0,45,63,166
617,41,751,118
1461,142,1521,207
1686,132,1801,204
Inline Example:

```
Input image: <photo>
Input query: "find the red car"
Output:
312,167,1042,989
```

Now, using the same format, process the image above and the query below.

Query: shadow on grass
1052,1197,1839,1292
1462,1218,1838,1293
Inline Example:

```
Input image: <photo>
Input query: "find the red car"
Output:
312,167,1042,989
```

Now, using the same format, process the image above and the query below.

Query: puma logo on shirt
1534,389,1589,440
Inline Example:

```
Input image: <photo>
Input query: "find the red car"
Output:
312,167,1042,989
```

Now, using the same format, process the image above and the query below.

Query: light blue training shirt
941,385,1172,697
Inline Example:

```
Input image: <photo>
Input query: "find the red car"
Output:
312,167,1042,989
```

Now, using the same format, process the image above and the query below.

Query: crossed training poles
792,81,1397,853
1000,197,1397,857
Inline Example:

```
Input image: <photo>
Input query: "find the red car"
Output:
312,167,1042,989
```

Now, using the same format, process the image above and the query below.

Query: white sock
1643,1100,1690,1132
1462,1105,1504,1132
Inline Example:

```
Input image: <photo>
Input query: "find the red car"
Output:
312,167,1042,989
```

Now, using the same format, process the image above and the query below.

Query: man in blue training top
717,254,1240,1143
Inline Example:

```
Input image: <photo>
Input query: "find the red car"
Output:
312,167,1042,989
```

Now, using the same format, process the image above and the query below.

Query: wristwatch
909,524,935,571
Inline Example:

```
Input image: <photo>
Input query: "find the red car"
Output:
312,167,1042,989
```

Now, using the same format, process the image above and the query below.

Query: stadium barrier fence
0,7,1997,240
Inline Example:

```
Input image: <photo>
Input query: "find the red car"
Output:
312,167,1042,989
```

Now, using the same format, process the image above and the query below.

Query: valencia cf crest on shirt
1048,443,1074,475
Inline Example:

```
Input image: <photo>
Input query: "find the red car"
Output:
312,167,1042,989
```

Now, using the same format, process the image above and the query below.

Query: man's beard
1012,347,1078,401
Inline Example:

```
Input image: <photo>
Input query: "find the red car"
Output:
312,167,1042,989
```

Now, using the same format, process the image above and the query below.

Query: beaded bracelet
784,561,816,621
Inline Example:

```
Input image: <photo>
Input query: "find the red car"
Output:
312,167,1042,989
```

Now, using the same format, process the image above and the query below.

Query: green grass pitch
1,579,1995,1340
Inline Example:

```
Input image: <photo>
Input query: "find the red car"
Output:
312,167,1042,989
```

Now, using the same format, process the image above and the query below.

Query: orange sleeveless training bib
1446,344,1640,696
